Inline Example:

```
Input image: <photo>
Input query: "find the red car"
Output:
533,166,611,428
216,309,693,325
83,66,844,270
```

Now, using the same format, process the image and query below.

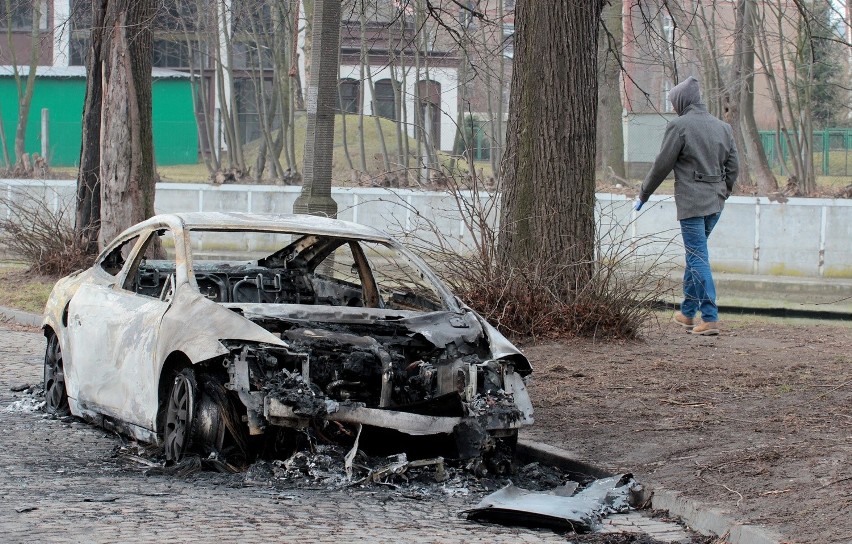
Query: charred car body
43,213,533,463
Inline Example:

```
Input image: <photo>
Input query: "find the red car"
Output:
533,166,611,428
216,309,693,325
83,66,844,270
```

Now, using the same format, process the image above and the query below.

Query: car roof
141,212,394,242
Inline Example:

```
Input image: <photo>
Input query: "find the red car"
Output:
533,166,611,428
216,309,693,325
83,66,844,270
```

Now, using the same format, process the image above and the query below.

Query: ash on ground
120,439,579,500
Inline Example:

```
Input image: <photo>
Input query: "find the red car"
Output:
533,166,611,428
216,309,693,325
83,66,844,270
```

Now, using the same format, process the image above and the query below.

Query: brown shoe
690,321,720,336
672,312,694,328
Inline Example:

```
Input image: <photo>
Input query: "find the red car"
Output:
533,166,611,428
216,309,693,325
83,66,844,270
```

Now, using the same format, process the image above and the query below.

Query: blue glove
633,197,644,211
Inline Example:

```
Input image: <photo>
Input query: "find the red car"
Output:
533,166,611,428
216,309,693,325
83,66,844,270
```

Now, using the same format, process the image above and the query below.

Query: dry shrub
0,186,92,276
384,173,677,341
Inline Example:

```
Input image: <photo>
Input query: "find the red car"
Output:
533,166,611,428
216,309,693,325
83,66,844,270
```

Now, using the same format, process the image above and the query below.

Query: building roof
0,66,191,79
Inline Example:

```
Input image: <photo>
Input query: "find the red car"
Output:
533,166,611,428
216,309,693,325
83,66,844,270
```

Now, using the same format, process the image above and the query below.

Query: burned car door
67,229,177,431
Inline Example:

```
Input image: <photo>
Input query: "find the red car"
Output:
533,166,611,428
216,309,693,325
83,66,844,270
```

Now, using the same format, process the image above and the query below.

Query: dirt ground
521,315,852,544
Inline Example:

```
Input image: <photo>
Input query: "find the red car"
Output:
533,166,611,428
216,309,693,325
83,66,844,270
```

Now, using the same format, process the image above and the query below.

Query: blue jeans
680,213,721,322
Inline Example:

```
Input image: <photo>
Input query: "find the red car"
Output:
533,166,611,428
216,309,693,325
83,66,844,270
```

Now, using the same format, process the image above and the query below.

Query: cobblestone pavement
0,326,692,544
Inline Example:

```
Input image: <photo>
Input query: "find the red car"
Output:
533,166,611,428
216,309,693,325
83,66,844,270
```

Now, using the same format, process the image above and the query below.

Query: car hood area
209,301,534,460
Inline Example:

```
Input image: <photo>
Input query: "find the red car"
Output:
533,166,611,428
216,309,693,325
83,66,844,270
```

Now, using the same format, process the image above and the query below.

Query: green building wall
0,75,198,167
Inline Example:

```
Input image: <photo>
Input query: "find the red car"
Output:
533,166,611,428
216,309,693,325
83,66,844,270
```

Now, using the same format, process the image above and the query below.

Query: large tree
76,0,156,251
498,0,605,288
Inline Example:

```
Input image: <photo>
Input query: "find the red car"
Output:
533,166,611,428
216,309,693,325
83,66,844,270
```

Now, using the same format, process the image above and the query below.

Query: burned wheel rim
43,333,69,415
164,369,197,462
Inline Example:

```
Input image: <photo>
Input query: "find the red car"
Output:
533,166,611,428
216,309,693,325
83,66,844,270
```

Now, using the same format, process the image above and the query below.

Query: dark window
232,42,274,70
69,36,88,66
153,40,193,69
374,79,396,120
232,0,275,35
417,80,441,149
69,0,92,66
154,0,200,31
235,78,278,144
461,115,490,161
70,0,93,29
1,1,47,31
338,79,360,113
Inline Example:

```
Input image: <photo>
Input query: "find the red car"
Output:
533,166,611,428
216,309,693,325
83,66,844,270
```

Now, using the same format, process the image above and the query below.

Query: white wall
3,179,851,279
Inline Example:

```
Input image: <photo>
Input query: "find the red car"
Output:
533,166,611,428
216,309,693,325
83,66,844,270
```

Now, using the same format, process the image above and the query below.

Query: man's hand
633,196,645,211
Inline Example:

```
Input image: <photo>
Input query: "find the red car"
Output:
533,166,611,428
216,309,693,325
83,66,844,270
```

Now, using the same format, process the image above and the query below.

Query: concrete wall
2,179,851,279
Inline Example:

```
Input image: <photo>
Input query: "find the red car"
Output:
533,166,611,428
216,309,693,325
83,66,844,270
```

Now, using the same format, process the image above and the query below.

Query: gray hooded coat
639,77,739,220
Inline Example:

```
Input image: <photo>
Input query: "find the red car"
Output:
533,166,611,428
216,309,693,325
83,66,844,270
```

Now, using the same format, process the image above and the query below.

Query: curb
518,439,786,544
650,486,787,544
0,305,41,328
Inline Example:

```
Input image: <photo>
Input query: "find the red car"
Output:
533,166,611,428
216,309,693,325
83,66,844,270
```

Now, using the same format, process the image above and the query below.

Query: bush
382,173,677,340
0,186,92,276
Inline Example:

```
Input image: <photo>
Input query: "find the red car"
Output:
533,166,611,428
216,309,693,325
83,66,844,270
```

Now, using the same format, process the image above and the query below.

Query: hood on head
669,76,701,115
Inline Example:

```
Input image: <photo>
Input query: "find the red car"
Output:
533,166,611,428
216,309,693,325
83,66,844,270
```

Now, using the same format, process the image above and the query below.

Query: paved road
0,326,690,543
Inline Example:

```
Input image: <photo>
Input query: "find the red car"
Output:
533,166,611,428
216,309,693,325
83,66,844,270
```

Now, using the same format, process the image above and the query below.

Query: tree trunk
493,0,505,180
738,0,779,196
596,0,625,181
729,0,753,188
293,0,340,217
8,0,42,174
76,0,108,254
358,8,368,173
498,0,603,289
0,87,11,169
96,0,156,248
362,8,391,174
301,0,314,105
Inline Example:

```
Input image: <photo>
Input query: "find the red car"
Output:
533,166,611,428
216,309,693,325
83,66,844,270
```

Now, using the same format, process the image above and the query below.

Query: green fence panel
759,128,852,177
1,74,198,168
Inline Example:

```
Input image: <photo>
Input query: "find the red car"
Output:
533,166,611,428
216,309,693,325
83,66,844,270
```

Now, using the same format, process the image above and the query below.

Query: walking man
635,76,739,336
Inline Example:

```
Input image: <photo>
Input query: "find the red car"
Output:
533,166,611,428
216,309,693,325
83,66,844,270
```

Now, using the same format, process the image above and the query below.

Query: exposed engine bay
172,232,535,460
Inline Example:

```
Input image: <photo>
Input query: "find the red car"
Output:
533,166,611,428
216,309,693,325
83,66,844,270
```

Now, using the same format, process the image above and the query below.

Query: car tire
43,332,70,416
164,368,199,462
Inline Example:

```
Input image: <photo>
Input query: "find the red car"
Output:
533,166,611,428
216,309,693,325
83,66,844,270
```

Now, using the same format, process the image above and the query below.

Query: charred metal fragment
465,474,638,532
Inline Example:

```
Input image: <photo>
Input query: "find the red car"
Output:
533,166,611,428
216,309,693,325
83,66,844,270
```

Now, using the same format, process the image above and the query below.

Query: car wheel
43,333,70,416
164,368,199,462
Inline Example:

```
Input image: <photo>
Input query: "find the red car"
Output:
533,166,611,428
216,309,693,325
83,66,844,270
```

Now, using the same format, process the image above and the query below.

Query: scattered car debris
5,387,45,413
9,383,32,392
464,474,638,532
369,454,447,484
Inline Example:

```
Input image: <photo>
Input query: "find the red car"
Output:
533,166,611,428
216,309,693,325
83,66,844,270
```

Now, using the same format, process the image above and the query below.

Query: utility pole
293,0,340,218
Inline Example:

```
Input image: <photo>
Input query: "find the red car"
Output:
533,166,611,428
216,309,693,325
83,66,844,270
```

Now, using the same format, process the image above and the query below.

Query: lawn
0,264,55,314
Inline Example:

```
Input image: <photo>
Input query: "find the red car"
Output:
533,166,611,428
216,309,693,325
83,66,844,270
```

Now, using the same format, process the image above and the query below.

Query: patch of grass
0,265,55,314
158,163,210,183
152,113,496,185
650,309,852,330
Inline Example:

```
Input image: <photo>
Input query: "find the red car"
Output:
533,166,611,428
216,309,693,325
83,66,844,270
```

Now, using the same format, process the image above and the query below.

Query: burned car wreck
42,213,533,467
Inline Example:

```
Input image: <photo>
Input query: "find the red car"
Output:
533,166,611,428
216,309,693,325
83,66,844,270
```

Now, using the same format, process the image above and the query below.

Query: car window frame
95,231,147,282
184,227,461,312
121,228,180,301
